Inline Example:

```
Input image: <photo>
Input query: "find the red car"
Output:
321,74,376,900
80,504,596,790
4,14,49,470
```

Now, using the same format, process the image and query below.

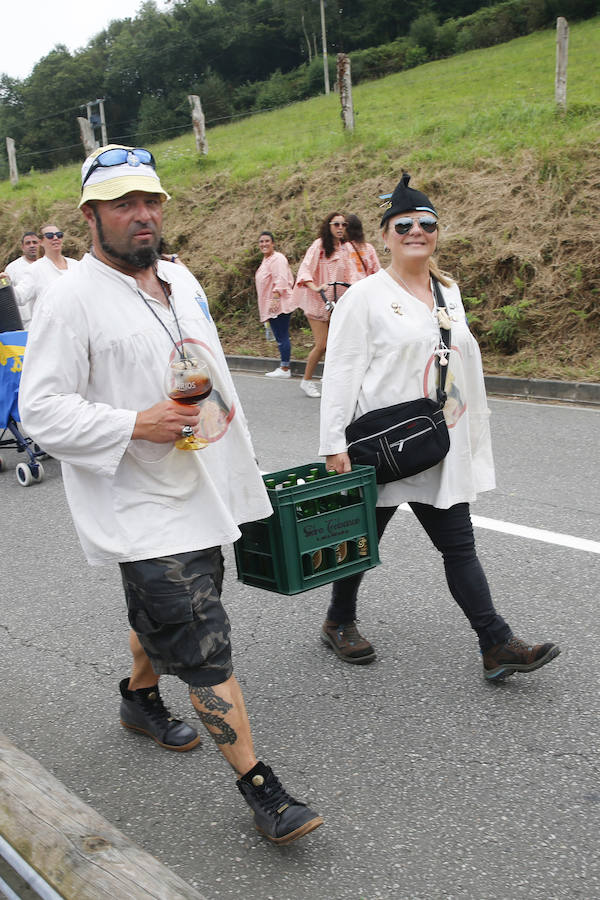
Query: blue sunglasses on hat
81,148,156,192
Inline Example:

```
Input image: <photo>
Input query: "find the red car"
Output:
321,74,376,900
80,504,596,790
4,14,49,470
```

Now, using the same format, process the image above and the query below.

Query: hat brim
79,175,170,208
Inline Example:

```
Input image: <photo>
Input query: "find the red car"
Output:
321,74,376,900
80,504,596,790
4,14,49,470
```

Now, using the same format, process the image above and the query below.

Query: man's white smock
5,256,31,286
5,256,35,326
19,254,272,565
319,268,496,509
15,255,79,328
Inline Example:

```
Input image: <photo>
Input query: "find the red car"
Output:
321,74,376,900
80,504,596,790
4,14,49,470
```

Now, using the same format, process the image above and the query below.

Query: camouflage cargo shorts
119,547,233,687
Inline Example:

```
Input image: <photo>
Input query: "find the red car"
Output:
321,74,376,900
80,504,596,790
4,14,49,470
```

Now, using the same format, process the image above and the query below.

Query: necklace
389,266,432,302
138,276,188,361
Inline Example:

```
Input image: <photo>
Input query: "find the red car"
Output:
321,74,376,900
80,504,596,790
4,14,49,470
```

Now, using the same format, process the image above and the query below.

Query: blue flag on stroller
0,330,27,427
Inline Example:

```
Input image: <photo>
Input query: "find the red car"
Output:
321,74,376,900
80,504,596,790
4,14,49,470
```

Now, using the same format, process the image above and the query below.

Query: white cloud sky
3,0,168,80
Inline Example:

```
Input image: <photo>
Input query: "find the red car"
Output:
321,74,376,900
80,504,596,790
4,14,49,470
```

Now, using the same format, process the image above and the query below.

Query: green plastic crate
234,462,380,595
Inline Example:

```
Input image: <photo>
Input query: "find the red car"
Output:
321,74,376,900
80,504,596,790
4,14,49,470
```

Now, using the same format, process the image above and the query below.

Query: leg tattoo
190,685,237,745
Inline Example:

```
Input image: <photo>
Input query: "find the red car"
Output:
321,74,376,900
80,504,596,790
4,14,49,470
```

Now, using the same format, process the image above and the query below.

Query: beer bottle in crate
303,548,325,574
325,492,340,512
332,499,348,563
335,541,348,565
326,468,346,510
312,549,325,571
300,475,318,518
288,474,308,520
322,471,346,563
317,471,337,513
357,535,369,557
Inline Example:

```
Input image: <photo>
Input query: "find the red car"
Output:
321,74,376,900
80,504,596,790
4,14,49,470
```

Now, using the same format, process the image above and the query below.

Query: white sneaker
300,379,320,398
265,367,291,379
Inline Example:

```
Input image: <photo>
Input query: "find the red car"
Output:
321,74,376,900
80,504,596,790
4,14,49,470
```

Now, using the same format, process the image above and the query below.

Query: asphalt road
1,374,599,900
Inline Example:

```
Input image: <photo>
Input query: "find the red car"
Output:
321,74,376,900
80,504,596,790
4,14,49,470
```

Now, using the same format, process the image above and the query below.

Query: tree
1,0,586,177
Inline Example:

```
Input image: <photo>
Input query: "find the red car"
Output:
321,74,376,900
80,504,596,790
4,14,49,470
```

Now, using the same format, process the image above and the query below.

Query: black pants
328,502,512,653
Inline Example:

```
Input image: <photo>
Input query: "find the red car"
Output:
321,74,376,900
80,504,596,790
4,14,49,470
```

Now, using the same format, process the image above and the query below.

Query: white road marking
398,504,600,554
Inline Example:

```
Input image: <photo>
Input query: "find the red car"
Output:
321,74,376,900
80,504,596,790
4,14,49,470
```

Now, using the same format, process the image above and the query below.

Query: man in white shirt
3,231,40,284
14,225,78,328
1,232,41,327
19,144,322,845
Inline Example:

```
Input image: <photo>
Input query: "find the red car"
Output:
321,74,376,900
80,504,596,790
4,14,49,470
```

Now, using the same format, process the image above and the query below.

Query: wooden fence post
555,17,568,112
0,732,208,900
337,54,354,132
188,95,208,155
77,117,97,156
6,137,18,185
98,98,108,146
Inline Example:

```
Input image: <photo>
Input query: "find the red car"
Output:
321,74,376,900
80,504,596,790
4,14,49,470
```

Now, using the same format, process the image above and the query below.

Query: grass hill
1,17,599,382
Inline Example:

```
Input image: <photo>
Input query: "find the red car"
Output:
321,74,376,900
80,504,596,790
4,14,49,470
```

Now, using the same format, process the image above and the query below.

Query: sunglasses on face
331,220,347,227
42,231,63,240
393,217,438,235
81,147,156,191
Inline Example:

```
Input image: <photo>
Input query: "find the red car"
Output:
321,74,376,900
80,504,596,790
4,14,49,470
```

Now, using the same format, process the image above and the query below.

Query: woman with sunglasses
318,174,560,681
255,231,296,378
14,224,78,327
344,214,380,280
291,212,356,398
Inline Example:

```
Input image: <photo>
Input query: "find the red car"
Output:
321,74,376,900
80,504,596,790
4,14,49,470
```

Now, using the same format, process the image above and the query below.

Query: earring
383,245,390,254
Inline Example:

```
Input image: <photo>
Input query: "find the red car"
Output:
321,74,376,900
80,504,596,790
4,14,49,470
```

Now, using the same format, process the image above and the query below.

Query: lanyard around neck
137,275,187,361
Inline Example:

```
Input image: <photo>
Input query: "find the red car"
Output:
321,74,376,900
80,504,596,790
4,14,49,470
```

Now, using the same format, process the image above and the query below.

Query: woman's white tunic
319,268,495,508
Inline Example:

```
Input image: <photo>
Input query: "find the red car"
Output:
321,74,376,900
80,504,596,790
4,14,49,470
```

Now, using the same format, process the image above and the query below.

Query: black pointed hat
379,173,437,228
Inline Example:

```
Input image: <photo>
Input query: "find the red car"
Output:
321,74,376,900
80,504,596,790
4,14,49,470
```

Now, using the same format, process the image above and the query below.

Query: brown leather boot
321,620,376,664
482,637,560,681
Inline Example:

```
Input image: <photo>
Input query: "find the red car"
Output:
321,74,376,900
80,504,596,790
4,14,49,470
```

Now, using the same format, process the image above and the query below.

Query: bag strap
431,277,451,407
351,241,368,273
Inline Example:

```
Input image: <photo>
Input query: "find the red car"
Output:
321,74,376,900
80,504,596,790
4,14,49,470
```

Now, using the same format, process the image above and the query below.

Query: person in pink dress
255,231,296,378
344,214,381,280
290,212,356,398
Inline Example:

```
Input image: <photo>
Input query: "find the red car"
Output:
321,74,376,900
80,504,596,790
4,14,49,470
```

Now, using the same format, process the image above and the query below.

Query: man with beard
19,145,323,845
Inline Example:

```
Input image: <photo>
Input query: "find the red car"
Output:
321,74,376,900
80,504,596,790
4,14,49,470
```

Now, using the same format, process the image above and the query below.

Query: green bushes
233,57,337,113
436,20,460,57
453,0,599,54
487,300,532,352
409,13,439,56
347,41,410,84
199,71,234,123
255,70,293,110
228,0,597,118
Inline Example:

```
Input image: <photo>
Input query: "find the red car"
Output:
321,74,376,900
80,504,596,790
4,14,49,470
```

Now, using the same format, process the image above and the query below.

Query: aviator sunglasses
393,216,438,235
42,231,63,240
81,147,156,191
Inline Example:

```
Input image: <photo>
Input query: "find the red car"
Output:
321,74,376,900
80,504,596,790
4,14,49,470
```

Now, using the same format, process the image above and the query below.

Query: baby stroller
0,280,47,485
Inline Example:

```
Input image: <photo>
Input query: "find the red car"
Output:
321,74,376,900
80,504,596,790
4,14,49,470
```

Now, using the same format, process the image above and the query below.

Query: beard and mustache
93,207,162,270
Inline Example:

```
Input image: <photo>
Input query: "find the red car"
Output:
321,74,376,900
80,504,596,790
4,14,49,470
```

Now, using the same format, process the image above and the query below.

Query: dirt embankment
3,148,599,382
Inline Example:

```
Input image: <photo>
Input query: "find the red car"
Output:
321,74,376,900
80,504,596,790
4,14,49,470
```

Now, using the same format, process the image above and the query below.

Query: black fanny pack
345,278,451,485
